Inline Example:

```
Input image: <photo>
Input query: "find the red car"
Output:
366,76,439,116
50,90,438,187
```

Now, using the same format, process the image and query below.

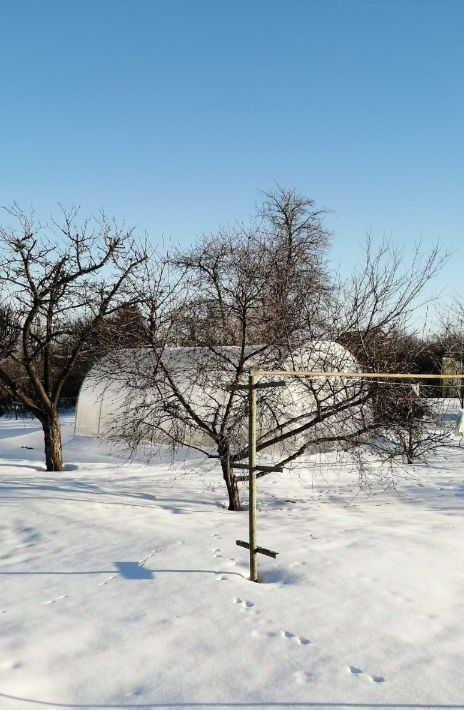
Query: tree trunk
218,438,241,511
406,423,414,464
42,408,64,471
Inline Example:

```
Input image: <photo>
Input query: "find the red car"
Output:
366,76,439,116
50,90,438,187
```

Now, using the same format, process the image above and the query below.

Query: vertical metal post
248,371,258,582
97,397,104,438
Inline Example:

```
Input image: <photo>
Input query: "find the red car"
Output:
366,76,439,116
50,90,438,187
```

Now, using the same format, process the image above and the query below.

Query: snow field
0,416,463,708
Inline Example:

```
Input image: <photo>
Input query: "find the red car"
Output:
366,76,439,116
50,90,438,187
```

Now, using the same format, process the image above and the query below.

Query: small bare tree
333,240,451,468
371,382,451,465
0,205,146,471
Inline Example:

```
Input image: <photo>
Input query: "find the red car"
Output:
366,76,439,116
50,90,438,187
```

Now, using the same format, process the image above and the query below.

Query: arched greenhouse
74,342,362,451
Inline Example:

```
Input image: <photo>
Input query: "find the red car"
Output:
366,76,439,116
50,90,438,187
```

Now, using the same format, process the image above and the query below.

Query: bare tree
103,230,289,510
0,205,147,471
99,191,447,510
256,187,331,344
368,380,451,465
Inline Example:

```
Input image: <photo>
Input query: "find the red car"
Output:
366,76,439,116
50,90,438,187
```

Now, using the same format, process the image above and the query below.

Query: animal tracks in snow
227,586,385,689
280,630,311,645
0,660,21,670
348,665,363,675
138,548,161,566
294,669,312,685
233,597,254,609
43,594,67,605
98,575,117,587
347,665,385,683
231,597,313,653
2,541,166,618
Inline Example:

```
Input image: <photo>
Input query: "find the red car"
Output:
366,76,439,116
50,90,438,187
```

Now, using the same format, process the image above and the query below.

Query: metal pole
248,371,258,582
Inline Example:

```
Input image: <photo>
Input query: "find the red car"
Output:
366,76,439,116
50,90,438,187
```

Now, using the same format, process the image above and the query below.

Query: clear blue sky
1,0,463,315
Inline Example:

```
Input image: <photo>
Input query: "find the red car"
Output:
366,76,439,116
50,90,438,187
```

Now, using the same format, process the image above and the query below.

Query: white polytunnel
74,341,362,450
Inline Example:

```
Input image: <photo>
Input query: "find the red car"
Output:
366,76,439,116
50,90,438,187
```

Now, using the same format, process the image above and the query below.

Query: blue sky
1,0,463,315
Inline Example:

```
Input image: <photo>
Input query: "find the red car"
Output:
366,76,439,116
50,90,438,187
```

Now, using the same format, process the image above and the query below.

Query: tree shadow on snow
114,561,154,579
0,566,245,579
0,477,215,512
0,463,45,472
259,566,301,586
0,691,463,708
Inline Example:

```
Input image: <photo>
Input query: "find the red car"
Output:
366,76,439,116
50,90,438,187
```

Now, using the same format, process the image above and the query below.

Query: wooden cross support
225,380,286,391
231,463,284,473
236,540,279,559
252,380,286,389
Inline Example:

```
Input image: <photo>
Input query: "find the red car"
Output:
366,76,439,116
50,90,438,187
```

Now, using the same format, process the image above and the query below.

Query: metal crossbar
238,369,464,582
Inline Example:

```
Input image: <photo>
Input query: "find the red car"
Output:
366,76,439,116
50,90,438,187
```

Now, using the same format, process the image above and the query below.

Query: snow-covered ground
1,414,464,709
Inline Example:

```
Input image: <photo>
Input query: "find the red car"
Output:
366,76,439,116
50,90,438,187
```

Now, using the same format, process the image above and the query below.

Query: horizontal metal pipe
250,370,464,380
